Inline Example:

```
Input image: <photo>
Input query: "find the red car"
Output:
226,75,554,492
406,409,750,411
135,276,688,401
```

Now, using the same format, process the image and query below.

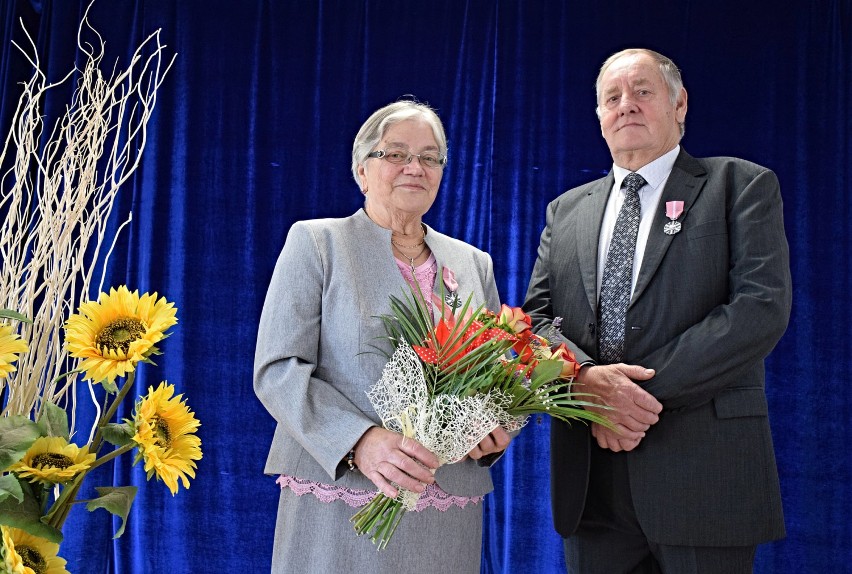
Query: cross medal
663,201,684,235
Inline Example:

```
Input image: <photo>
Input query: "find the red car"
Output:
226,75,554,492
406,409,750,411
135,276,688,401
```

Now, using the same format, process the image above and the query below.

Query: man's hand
591,422,642,452
575,364,662,450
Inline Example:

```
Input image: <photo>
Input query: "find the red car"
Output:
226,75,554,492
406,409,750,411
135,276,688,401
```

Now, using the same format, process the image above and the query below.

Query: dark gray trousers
564,444,757,574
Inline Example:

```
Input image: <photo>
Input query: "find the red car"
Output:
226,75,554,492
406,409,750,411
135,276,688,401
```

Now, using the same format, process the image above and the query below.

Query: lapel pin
442,266,461,310
663,200,684,235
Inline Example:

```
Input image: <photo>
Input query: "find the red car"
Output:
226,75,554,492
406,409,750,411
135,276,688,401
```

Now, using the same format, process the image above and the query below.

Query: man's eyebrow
601,85,621,97
630,77,654,89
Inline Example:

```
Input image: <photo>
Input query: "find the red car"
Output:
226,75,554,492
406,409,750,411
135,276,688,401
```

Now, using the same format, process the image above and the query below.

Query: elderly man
523,48,790,573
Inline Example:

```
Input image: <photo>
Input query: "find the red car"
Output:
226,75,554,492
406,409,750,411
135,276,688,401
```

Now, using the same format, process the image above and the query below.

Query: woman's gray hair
594,48,686,137
351,99,447,189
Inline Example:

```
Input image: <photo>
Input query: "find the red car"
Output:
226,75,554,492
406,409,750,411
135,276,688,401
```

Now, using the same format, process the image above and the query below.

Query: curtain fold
1,1,849,572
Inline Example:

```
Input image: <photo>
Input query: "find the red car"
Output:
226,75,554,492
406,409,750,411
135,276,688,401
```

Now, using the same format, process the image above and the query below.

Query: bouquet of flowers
0,7,198,571
350,272,610,549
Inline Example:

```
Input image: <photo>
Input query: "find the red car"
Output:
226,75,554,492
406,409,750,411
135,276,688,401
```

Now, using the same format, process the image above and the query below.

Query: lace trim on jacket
276,474,483,511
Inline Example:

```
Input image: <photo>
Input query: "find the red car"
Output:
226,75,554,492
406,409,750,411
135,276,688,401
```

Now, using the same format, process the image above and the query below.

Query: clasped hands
353,425,511,498
575,363,662,452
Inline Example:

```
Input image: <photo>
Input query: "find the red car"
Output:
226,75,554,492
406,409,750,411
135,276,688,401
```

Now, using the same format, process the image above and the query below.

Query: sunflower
0,324,28,379
1,525,68,574
132,382,202,495
64,286,177,385
9,437,96,486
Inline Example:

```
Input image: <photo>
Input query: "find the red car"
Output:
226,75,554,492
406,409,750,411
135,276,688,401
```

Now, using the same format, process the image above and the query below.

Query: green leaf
0,481,62,543
85,486,137,538
0,309,32,323
0,417,42,470
386,293,431,345
529,360,563,389
0,474,24,504
101,422,135,447
101,378,119,394
36,400,70,440
546,407,613,427
49,368,84,385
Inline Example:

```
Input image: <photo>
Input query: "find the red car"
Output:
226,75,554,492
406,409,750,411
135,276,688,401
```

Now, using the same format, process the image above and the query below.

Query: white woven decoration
366,342,530,510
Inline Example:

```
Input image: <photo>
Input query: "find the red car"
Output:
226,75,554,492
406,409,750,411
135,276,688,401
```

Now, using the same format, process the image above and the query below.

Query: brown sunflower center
17,545,47,574
31,452,74,470
94,317,147,354
153,416,172,449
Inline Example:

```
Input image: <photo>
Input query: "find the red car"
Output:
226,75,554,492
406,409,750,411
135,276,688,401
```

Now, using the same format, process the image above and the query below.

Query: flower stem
88,370,136,455
350,493,407,550
87,443,135,472
43,440,134,530
44,372,138,530
43,470,85,529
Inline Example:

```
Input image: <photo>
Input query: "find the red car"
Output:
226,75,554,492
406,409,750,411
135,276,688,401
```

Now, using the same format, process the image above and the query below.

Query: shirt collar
611,145,680,192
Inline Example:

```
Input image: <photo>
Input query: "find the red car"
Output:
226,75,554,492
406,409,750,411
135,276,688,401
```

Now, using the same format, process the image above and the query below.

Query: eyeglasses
367,149,447,169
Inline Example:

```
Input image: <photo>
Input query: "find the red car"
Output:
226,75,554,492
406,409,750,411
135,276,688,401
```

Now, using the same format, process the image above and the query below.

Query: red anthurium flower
413,317,479,367
519,355,539,372
431,293,456,322
516,340,536,365
414,318,460,365
512,330,539,358
413,316,517,368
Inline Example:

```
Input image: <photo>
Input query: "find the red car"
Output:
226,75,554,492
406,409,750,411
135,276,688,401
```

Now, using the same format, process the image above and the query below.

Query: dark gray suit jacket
524,149,790,546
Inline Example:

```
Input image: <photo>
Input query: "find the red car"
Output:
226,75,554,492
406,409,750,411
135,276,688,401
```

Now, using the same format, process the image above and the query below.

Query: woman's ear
357,164,368,193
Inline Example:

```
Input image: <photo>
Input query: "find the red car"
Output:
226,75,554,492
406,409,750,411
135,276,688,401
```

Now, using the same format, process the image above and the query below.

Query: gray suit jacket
524,149,791,546
254,209,501,496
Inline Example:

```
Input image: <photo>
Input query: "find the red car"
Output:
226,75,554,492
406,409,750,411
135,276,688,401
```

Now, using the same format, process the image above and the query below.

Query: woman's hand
467,425,512,460
353,427,440,498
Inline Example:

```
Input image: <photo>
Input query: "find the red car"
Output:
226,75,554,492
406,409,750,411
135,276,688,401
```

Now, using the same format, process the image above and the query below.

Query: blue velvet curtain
1,0,850,572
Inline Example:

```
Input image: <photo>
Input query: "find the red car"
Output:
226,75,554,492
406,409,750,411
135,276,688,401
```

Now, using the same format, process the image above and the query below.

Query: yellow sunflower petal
9,437,96,486
1,526,68,574
132,382,202,495
1,525,25,574
64,286,177,385
0,324,28,380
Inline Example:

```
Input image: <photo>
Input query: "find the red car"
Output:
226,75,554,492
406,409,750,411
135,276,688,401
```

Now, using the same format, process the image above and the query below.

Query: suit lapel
425,229,455,307
631,150,707,306
577,174,613,311
351,208,411,299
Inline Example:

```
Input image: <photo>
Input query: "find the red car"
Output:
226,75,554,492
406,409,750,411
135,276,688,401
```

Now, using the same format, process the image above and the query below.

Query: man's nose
618,95,639,114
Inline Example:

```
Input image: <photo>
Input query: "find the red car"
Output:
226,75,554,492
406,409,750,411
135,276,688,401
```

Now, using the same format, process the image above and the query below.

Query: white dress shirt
596,145,681,298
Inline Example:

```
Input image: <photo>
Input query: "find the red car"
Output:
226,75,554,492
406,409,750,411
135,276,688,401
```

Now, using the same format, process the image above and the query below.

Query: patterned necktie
598,172,646,364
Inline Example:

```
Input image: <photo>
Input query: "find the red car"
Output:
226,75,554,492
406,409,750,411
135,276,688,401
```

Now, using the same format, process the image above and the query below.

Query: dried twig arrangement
0,4,175,421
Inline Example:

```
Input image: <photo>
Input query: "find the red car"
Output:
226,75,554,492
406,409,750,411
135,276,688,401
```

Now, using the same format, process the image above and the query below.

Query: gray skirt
271,484,484,573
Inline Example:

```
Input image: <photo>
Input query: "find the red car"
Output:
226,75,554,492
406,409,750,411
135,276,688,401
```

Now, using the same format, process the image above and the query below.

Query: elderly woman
254,100,511,572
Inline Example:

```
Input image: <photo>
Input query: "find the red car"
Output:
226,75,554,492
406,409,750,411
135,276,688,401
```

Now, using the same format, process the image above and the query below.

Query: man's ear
675,87,688,124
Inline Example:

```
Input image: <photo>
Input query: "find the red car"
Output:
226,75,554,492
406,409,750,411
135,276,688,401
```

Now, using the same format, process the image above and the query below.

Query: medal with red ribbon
663,201,684,235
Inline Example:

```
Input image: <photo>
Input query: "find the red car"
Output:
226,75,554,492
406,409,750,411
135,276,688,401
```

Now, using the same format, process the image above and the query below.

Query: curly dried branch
0,10,174,420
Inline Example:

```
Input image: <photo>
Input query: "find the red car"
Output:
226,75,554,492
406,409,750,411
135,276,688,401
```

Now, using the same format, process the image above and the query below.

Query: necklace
394,243,428,273
391,237,425,249
391,225,426,249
